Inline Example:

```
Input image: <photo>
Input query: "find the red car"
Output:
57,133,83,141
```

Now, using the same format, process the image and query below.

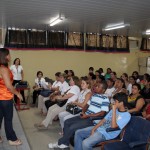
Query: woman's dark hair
117,78,126,88
89,72,96,80
107,68,112,73
132,71,139,79
111,71,117,76
146,76,150,82
13,58,21,65
129,75,136,81
37,71,43,77
122,73,128,79
69,70,75,76
81,76,91,88
132,83,141,91
72,76,80,87
95,70,100,75
143,73,150,80
64,70,68,74
89,67,94,71
99,68,103,73
0,48,10,67
55,72,61,77
107,78,115,85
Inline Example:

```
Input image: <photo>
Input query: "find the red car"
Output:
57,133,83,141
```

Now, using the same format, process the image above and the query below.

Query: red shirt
0,66,13,100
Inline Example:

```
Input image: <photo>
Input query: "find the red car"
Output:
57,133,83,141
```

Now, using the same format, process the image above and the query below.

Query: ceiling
0,0,150,37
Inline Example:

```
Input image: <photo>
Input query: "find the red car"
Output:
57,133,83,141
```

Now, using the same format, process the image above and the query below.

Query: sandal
37,124,48,130
9,139,22,146
0,136,2,143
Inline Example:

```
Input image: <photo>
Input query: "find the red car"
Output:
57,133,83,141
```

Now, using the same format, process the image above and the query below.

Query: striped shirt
86,94,110,115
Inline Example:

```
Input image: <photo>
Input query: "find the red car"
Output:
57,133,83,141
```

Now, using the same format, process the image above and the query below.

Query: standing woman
0,48,22,145
10,58,25,103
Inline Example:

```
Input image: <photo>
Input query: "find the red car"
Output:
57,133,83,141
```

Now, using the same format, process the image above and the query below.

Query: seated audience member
105,78,115,100
140,73,150,89
110,78,127,103
140,76,150,99
88,67,94,74
95,75,105,84
127,83,145,116
95,70,100,80
45,73,70,110
63,70,69,82
105,68,112,80
32,71,46,106
38,72,62,115
110,71,117,82
74,92,131,150
121,73,129,89
142,103,150,121
132,71,140,83
127,76,136,94
35,76,80,129
88,72,96,88
67,70,75,81
59,76,92,130
48,81,110,149
99,68,105,76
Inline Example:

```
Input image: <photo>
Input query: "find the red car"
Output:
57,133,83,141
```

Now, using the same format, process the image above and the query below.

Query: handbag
15,81,28,88
40,89,52,97
56,99,68,107
66,104,82,115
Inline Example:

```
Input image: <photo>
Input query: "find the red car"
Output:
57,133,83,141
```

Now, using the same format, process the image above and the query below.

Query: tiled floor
0,106,30,150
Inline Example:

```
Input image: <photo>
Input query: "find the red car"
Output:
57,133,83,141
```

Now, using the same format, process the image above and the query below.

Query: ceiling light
103,24,129,31
49,17,63,26
146,29,150,35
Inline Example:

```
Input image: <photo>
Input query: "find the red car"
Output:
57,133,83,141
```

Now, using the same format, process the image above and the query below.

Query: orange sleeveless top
0,66,13,100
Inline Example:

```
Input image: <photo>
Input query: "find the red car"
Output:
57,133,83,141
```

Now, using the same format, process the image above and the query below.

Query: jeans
58,115,94,146
74,126,106,150
58,111,79,129
0,100,17,141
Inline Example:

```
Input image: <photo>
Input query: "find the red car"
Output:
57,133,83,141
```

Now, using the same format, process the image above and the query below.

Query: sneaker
48,142,58,148
58,144,69,149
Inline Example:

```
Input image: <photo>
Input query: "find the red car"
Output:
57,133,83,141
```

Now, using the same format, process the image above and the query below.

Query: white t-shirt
35,77,46,88
105,87,115,98
78,89,91,103
52,81,61,88
66,85,80,104
59,81,70,95
127,83,132,94
10,65,23,80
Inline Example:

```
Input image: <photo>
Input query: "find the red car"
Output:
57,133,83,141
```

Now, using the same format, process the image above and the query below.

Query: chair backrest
123,116,150,144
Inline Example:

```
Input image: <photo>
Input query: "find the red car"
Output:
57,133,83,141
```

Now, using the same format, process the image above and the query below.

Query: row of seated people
32,71,150,149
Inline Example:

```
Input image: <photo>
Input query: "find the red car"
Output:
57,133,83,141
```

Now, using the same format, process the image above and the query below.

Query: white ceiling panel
0,0,150,36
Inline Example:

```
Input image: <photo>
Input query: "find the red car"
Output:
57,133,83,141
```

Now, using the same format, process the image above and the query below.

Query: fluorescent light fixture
103,24,129,31
49,17,63,26
146,29,150,35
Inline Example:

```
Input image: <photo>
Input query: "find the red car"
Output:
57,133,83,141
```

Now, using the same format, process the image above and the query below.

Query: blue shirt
97,109,131,140
86,94,110,115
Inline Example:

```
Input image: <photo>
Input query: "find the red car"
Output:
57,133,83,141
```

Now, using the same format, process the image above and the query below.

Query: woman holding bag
0,48,23,145
59,76,92,130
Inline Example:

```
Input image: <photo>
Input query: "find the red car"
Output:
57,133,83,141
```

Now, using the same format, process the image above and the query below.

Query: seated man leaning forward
48,81,110,149
74,92,131,150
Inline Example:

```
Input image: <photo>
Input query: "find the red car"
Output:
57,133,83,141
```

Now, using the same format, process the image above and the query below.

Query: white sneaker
48,142,58,148
58,144,69,149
